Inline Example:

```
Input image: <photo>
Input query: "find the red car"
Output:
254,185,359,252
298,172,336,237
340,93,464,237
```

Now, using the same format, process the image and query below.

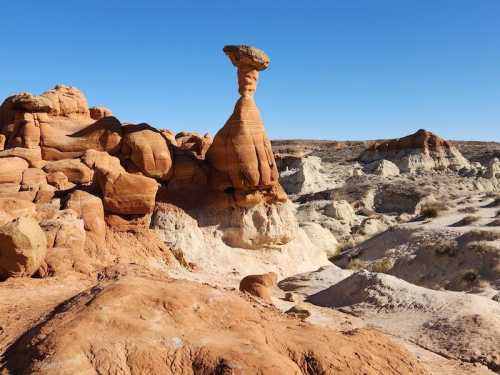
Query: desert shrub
462,268,479,283
458,206,479,214
430,238,458,256
461,230,500,243
368,258,394,273
420,202,448,219
466,241,499,254
451,215,480,227
347,258,368,270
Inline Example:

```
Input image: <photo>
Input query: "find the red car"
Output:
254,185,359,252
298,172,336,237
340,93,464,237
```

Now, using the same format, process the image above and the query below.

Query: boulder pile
0,45,294,278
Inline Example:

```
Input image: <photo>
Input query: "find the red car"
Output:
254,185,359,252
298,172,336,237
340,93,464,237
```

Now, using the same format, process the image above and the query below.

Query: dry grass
420,201,448,219
462,268,479,283
466,241,499,254
368,258,394,273
450,215,480,227
461,230,500,243
347,258,368,270
458,206,479,214
428,238,458,256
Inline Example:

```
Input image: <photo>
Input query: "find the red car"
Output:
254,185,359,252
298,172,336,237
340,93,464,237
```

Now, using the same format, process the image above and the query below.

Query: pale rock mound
276,155,329,194
300,222,339,258
364,159,400,177
360,129,470,172
307,270,500,372
152,203,330,282
0,217,47,279
2,272,428,375
486,157,500,180
324,200,356,224
333,227,500,294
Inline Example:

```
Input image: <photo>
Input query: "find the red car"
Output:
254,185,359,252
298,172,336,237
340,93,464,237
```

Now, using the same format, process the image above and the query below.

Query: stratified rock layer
360,129,470,172
206,45,281,205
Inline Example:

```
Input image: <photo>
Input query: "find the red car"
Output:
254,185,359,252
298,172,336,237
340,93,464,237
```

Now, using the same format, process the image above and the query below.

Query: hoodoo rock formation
206,45,286,207
360,129,470,172
4,45,496,373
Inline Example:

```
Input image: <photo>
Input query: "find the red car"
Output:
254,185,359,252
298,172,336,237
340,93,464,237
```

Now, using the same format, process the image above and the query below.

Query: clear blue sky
1,0,499,141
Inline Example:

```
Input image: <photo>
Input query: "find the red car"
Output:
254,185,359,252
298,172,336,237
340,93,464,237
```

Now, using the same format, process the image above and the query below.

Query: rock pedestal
206,45,284,206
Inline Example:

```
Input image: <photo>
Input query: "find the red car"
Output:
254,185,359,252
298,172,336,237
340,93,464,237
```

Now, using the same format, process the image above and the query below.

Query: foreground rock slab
2,272,427,375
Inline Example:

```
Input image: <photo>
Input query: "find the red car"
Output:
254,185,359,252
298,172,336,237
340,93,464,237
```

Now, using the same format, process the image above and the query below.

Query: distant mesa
360,129,470,172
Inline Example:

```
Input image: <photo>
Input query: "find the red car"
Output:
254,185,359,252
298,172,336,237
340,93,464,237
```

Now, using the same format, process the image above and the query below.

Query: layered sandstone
206,45,283,205
0,85,122,160
360,129,470,172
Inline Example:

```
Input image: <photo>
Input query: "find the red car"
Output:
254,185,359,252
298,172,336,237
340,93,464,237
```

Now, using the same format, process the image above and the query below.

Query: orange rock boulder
0,216,47,279
83,150,158,215
239,272,278,302
0,157,28,185
121,124,173,181
2,274,428,374
66,190,106,254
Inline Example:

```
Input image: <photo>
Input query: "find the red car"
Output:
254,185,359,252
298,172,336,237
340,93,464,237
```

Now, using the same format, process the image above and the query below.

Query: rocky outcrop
43,158,93,184
0,216,47,279
196,201,298,250
206,45,283,206
82,150,158,215
2,273,428,375
364,159,400,177
65,190,106,254
0,85,122,160
0,157,28,184
121,124,173,180
307,270,500,371
276,155,330,194
174,131,212,159
486,157,500,180
324,200,356,224
360,129,470,172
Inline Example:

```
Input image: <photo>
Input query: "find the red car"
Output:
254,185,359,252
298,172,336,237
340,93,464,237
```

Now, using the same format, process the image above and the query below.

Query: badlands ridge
0,45,499,374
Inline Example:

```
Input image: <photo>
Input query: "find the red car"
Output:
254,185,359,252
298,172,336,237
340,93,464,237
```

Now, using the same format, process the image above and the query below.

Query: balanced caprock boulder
206,45,285,206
